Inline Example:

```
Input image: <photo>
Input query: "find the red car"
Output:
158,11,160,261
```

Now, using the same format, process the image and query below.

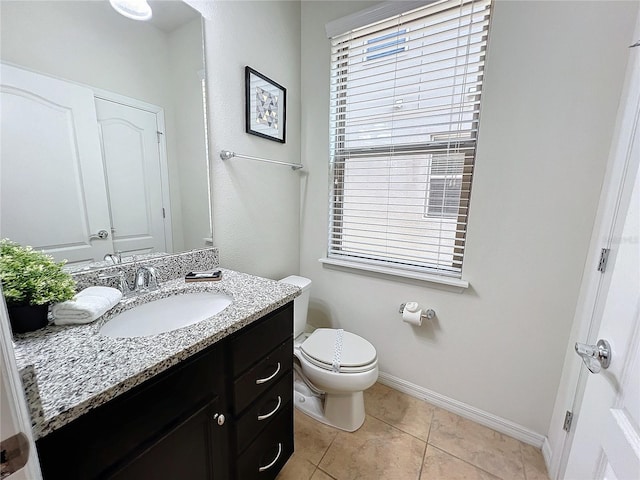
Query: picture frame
245,66,286,143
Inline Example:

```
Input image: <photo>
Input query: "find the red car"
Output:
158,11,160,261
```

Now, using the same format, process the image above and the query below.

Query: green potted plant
0,239,76,333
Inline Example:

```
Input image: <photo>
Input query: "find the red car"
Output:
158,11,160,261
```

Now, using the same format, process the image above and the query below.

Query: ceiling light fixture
109,0,152,21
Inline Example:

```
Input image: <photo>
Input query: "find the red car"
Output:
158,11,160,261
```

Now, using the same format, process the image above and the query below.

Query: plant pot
7,303,50,334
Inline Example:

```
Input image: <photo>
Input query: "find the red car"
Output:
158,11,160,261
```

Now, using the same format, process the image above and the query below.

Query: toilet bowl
280,276,378,432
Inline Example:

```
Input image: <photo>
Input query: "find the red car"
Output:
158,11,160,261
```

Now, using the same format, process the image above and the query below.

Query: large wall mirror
0,0,212,267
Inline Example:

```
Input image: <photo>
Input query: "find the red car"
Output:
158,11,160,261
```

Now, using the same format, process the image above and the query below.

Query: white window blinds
327,0,491,278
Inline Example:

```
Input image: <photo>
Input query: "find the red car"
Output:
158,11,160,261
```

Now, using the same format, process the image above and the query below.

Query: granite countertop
12,268,300,440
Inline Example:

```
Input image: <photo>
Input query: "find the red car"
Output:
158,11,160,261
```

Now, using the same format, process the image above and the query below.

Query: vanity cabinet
109,398,221,480
227,303,294,479
36,344,230,480
35,302,294,480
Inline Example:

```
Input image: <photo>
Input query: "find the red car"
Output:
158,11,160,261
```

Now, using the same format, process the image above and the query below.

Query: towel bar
220,150,303,170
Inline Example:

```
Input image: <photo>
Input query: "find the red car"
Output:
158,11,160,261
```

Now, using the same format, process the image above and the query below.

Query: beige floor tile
521,443,550,480
293,409,340,465
311,468,337,480
421,445,502,480
428,407,525,480
276,451,317,480
319,415,426,480
364,382,434,441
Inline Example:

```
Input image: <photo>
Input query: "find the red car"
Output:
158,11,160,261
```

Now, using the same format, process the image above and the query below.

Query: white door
0,63,114,264
0,292,42,479
95,98,168,256
563,35,640,480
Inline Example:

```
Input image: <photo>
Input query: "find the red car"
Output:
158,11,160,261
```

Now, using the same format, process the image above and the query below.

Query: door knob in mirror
89,230,109,240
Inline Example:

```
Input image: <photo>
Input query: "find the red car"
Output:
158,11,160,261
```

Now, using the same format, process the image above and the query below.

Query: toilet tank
279,275,311,338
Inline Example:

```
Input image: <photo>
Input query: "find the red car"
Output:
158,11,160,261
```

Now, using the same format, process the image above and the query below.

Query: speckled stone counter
12,267,300,440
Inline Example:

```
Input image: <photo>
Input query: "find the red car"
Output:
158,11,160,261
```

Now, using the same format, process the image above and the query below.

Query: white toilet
280,275,378,432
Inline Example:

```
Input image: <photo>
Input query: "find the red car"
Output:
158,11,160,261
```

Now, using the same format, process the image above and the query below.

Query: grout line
317,466,338,479
425,405,435,445
363,390,433,443
417,438,428,479
377,374,545,448
315,424,340,468
427,445,512,480
418,405,436,479
365,411,430,444
373,387,521,480
519,442,529,480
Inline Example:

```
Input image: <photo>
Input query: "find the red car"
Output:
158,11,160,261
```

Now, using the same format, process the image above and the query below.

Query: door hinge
162,208,166,219
156,131,164,143
563,410,573,432
597,248,610,273
0,432,29,476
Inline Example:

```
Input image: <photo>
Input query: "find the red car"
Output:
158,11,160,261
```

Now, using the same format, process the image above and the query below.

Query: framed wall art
245,66,286,143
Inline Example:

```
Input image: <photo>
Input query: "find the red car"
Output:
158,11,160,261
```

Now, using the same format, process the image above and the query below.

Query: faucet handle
145,266,158,290
99,271,133,296
134,266,159,292
103,251,122,265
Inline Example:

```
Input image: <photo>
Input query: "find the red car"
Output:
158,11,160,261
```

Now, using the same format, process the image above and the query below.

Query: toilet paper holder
399,303,436,320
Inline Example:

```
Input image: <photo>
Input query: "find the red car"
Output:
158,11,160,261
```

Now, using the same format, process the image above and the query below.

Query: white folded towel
52,286,123,325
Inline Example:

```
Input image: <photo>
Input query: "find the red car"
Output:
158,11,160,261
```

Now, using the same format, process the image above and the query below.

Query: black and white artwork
245,66,286,143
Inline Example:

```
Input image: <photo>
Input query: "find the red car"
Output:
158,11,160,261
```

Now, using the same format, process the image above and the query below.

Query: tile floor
276,383,551,480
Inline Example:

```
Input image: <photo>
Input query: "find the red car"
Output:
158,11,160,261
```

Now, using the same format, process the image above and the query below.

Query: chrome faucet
104,251,122,265
99,266,158,296
134,266,158,293
99,270,134,297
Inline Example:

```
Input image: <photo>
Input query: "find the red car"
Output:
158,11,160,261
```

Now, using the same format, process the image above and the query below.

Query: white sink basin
99,292,233,338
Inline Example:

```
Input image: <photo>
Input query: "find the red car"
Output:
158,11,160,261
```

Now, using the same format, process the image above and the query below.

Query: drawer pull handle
256,362,281,385
257,395,282,421
258,442,282,472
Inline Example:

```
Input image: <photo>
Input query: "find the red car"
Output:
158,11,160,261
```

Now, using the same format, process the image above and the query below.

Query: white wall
203,1,301,279
168,17,211,250
0,2,171,105
0,1,211,253
300,0,637,435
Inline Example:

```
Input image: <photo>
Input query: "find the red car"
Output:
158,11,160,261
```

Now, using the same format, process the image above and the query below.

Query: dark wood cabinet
227,303,294,479
109,398,221,480
35,301,293,480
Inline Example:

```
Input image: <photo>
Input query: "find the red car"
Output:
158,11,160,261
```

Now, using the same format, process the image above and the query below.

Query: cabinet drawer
236,405,294,480
235,369,293,454
229,302,292,377
233,338,293,414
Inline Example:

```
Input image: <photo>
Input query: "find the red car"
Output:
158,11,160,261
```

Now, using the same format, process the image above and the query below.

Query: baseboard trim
377,371,547,448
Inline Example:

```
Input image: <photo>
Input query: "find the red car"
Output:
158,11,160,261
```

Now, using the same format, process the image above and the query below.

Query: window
326,0,491,279
365,30,407,61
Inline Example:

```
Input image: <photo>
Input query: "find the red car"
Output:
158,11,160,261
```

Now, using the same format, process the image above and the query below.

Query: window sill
318,257,469,290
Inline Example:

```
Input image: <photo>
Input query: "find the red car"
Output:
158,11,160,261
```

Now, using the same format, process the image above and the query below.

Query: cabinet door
108,397,227,480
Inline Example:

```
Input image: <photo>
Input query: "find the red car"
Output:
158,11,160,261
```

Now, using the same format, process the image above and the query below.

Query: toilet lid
300,328,377,373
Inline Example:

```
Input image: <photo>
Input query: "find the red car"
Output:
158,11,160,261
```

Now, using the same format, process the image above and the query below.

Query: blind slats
331,27,489,66
331,57,486,97
328,0,491,278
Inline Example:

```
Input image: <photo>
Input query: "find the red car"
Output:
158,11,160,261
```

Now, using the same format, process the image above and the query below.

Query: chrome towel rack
220,150,303,171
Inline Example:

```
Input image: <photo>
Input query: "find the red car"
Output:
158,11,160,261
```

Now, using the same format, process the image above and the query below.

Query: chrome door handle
257,396,282,421
256,362,281,385
575,339,611,374
89,229,109,240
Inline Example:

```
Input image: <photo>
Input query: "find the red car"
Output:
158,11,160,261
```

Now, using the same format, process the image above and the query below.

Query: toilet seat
300,328,377,373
